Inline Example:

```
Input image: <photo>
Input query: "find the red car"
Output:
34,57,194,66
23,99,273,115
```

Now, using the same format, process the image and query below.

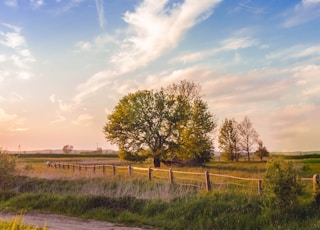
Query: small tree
262,159,303,223
218,118,240,161
255,140,268,161
238,116,259,161
0,152,16,190
62,145,73,153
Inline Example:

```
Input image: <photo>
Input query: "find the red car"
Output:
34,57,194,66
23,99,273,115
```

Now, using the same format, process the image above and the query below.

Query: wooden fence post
128,165,132,177
72,164,75,172
93,165,96,174
258,179,262,196
79,165,81,171
148,167,152,181
169,168,174,185
205,171,211,192
112,164,116,176
102,165,105,174
313,174,319,194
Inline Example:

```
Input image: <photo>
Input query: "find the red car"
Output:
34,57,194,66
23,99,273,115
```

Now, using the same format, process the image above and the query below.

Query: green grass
4,154,320,229
278,153,320,160
1,191,319,230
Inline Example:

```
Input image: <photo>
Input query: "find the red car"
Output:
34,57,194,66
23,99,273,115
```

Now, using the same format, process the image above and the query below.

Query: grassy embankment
1,153,320,229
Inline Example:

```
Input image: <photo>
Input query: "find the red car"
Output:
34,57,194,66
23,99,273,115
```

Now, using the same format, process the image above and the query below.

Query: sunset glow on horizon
1,0,320,152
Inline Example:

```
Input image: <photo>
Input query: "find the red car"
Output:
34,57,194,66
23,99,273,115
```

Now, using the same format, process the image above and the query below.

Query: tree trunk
154,157,161,168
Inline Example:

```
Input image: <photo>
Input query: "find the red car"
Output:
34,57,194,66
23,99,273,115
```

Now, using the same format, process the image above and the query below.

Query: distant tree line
218,117,268,161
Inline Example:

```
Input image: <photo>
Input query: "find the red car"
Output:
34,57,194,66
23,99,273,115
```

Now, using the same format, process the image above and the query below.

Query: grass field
1,153,319,229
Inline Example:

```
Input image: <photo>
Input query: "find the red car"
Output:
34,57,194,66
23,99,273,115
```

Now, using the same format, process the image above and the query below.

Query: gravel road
0,212,149,230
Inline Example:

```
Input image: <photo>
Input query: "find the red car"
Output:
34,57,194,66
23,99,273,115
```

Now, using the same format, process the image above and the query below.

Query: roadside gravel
0,212,150,230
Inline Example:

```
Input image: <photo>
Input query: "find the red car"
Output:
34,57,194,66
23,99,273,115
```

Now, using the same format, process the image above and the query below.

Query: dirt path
0,212,150,230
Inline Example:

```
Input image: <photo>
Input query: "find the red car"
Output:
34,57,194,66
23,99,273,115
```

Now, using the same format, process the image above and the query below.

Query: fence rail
47,162,319,195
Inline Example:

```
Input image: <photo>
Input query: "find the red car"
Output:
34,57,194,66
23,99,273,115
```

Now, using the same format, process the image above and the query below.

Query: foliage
262,158,304,223
279,153,320,160
104,80,216,167
255,139,269,161
0,152,16,190
62,145,73,153
219,116,264,162
218,118,240,161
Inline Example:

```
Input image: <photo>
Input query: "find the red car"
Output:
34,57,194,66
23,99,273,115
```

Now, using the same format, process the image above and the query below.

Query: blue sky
0,0,320,152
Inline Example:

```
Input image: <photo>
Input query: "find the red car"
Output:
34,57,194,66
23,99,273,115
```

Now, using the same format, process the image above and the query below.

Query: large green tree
103,81,216,167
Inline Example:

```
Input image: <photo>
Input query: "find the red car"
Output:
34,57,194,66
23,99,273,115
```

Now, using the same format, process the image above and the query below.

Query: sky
0,0,320,152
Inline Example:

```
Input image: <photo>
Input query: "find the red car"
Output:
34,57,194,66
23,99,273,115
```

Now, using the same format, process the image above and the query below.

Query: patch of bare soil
0,212,150,230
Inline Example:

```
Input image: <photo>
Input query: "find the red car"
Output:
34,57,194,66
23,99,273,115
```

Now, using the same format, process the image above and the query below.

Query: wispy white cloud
229,1,265,15
266,44,320,64
72,114,94,126
221,37,258,50
73,70,117,104
0,54,7,63
68,0,222,107
54,0,85,14
269,104,320,151
0,108,17,123
282,0,320,28
9,127,29,132
50,94,56,103
75,34,119,52
4,0,17,7
75,41,92,51
30,0,44,9
291,64,320,104
111,0,221,72
50,114,66,125
0,109,28,134
0,23,35,81
95,0,106,29
170,36,258,64
0,25,25,48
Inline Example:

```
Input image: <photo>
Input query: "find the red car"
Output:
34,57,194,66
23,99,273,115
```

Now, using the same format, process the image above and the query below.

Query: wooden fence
48,162,319,195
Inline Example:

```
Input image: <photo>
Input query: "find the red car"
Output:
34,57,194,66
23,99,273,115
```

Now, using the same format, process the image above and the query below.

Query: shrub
0,152,16,190
262,158,304,223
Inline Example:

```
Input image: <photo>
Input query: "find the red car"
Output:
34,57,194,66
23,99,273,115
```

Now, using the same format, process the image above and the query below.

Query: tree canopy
218,118,240,161
219,116,263,161
103,80,216,167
